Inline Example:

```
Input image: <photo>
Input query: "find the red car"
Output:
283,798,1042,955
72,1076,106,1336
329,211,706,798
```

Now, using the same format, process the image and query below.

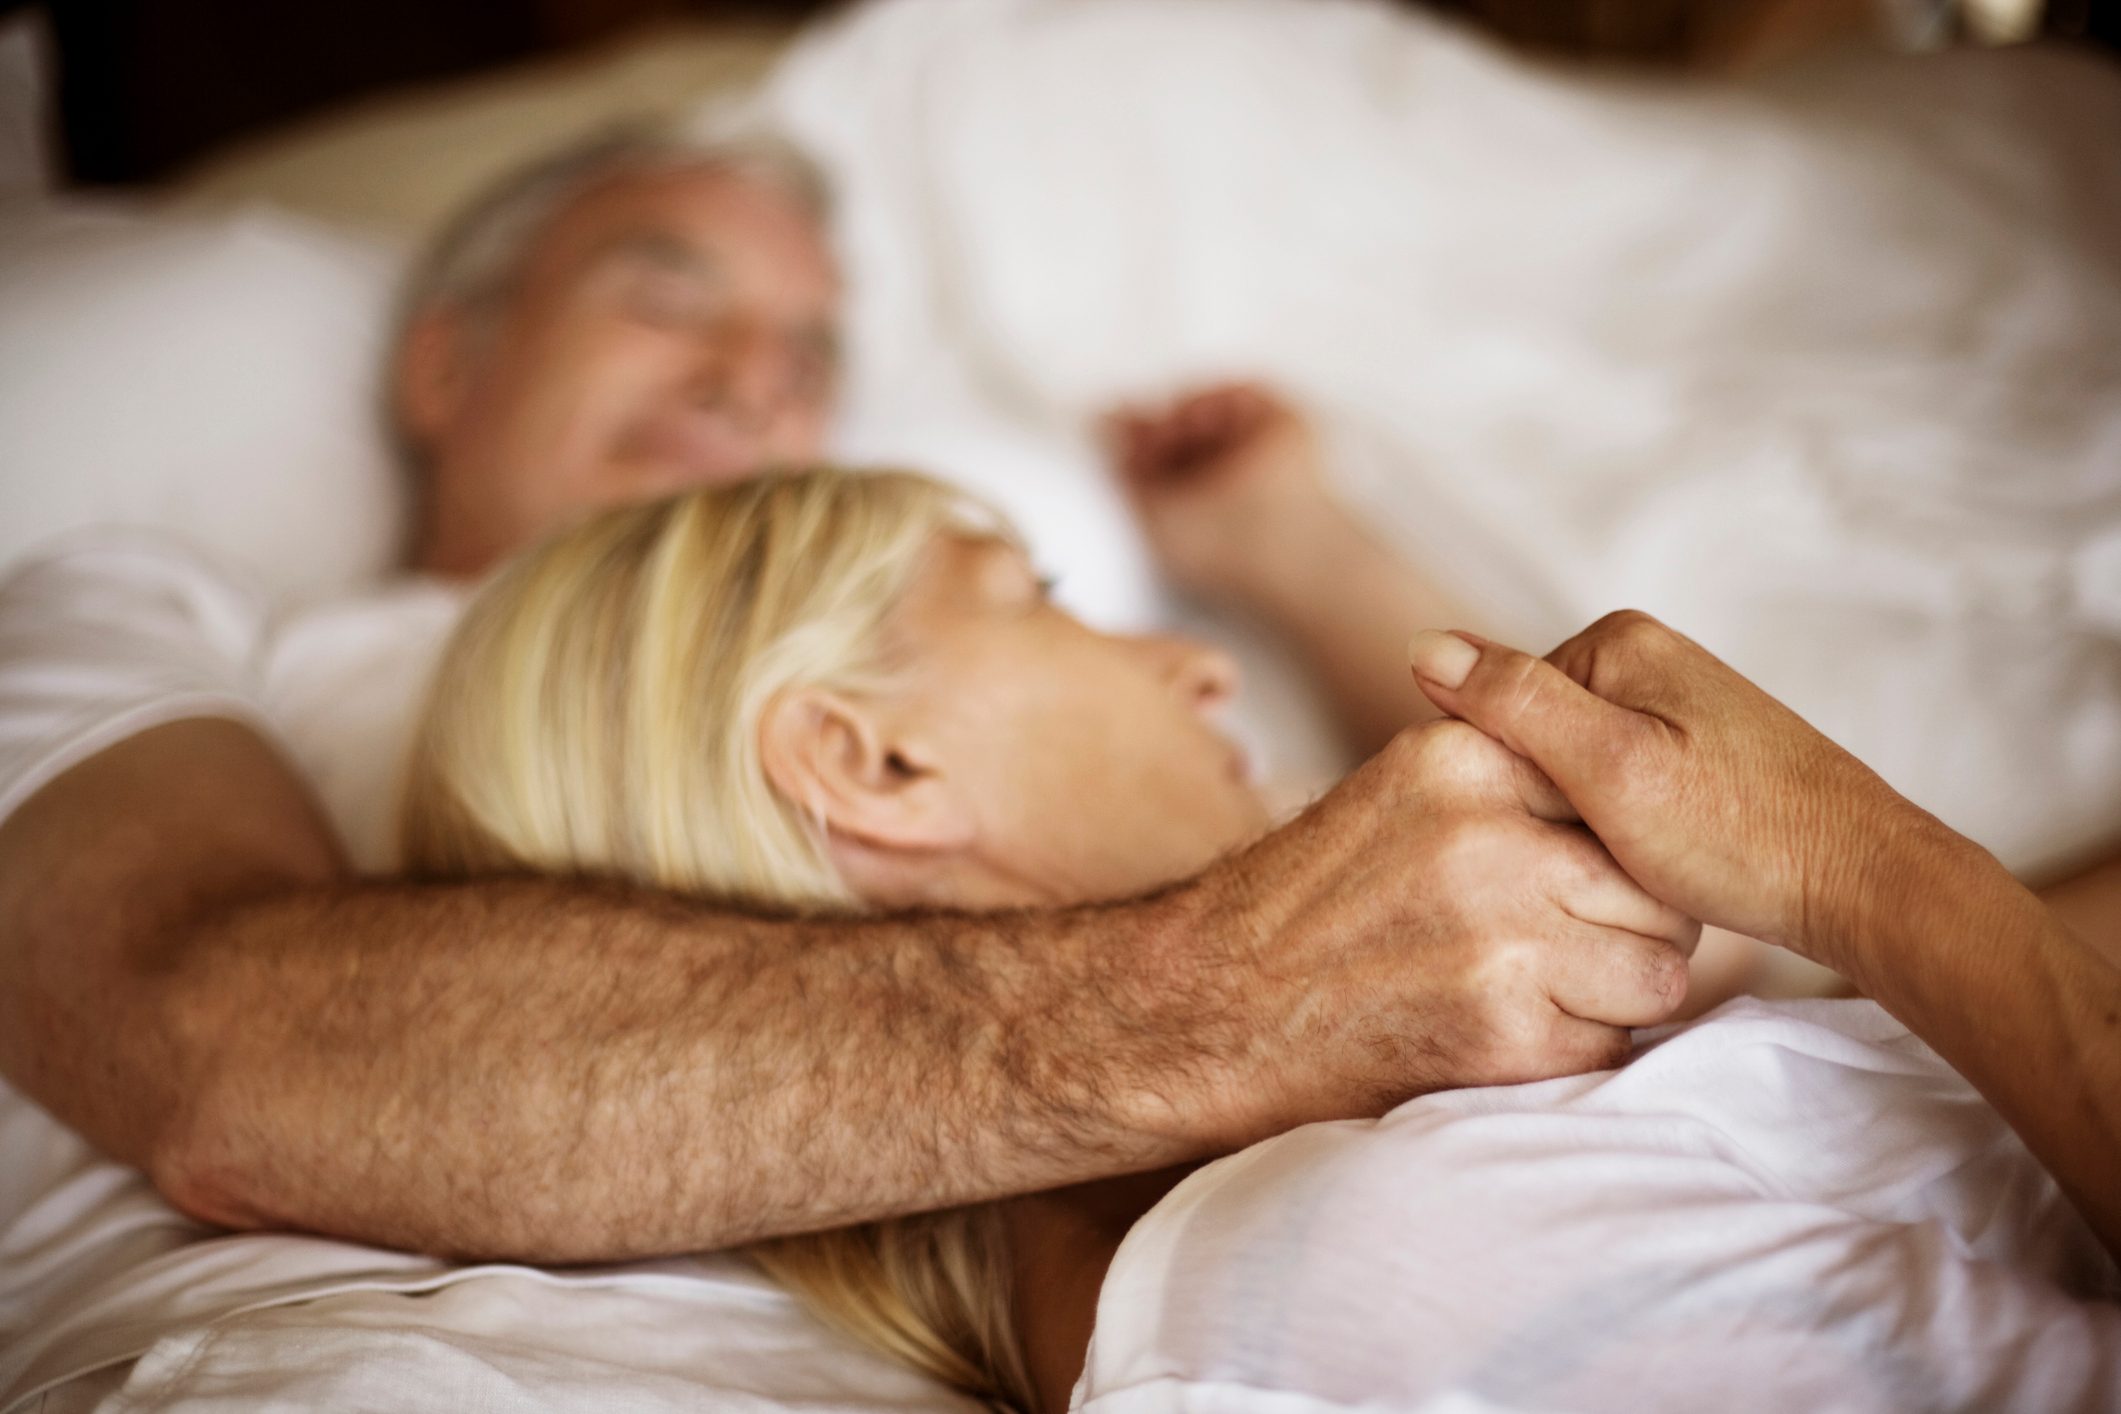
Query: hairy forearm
160,874,1232,1261
10,717,1688,1267
1836,825,2121,1259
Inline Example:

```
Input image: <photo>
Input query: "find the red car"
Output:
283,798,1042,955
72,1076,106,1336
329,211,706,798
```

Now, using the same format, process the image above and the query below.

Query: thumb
1408,630,1639,798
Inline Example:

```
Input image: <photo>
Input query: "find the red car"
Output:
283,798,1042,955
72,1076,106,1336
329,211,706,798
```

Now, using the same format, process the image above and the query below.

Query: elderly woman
400,467,2120,1413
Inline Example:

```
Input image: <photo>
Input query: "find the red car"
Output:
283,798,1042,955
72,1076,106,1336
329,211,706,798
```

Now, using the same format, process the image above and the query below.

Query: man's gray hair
403,126,832,316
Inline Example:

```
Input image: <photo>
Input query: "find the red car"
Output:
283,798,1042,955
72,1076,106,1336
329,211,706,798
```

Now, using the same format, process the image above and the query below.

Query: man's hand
1173,717,1699,1146
1408,613,1928,973
1106,381,1473,755
1103,382,1338,605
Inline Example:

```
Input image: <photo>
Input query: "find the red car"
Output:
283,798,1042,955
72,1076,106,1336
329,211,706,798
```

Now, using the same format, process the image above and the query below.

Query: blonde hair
400,468,1037,1410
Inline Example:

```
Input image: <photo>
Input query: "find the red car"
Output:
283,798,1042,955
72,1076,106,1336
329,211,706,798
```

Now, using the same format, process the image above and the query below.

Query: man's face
401,163,842,575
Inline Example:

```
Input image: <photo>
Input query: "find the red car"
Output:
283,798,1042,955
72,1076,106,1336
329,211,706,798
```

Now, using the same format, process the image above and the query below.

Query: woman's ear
758,688,977,853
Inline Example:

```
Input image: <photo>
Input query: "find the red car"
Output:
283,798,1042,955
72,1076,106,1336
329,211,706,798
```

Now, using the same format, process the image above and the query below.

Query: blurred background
7,0,2117,186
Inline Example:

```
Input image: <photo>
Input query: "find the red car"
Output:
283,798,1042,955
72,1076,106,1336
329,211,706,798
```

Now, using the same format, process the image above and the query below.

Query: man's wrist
1103,863,1287,1155
1234,497,1375,623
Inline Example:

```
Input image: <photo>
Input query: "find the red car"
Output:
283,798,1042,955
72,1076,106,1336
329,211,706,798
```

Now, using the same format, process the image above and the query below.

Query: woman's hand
1407,612,1946,973
1409,610,2121,1263
1102,382,1340,606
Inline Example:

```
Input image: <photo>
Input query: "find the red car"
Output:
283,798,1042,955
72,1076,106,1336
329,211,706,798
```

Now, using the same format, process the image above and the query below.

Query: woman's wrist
1812,804,2038,998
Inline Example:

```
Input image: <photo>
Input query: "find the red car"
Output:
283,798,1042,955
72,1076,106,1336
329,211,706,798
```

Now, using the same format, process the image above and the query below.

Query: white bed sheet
83,1264,975,1414
1078,999,2121,1412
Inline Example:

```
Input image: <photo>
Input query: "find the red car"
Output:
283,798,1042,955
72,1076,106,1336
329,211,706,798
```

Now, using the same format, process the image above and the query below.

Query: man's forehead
562,165,822,250
509,163,835,303
594,229,720,276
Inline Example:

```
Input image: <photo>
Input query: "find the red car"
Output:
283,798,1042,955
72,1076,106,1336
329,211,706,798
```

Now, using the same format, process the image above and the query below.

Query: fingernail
1408,630,1479,689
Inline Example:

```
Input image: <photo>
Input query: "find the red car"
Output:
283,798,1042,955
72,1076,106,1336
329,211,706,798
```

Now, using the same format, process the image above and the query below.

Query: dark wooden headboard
26,0,2117,186
33,0,833,185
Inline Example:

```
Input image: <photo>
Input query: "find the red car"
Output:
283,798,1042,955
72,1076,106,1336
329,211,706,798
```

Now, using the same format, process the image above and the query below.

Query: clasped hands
1408,612,1951,985
1109,383,1973,1129
1193,601,1966,1151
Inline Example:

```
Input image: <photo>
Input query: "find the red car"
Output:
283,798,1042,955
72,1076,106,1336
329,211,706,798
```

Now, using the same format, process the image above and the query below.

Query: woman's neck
1001,1164,1199,1413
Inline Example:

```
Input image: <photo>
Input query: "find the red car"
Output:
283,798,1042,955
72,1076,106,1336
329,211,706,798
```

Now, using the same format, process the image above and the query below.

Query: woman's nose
1150,636,1240,711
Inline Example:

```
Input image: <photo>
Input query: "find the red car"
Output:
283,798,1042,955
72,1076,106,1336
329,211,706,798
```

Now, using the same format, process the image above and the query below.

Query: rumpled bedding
1077,999,2121,1413
746,0,2121,871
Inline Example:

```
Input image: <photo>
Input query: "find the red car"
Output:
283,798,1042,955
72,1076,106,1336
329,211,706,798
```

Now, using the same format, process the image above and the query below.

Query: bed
3,0,2119,1407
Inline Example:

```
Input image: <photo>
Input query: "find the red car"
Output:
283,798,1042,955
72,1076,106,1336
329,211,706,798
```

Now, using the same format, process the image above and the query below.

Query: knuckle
1430,812,1513,885
1462,923,1555,999
1594,607,1661,637
1387,719,1490,789
1377,723,1431,772
1429,719,1510,780
1465,926,1536,983
1417,720,1481,775
1607,609,1673,656
1641,943,1691,1014
1479,944,1546,1012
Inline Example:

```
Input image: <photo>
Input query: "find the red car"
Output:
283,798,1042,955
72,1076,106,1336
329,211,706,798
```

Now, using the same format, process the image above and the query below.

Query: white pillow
94,1263,980,1414
0,201,407,601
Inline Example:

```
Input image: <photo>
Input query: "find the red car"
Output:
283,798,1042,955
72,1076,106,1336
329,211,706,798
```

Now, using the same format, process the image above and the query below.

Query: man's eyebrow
596,231,724,279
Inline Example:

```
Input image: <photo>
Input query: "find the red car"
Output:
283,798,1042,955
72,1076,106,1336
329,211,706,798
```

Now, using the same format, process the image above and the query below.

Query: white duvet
749,0,2121,871
1078,999,2121,1413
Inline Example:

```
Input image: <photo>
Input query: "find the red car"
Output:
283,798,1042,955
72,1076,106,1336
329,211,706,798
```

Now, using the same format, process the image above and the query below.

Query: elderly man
0,132,1693,1401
